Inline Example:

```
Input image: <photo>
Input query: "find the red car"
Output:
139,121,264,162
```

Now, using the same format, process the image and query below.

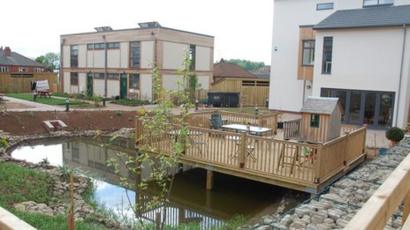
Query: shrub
386,127,405,143
0,138,8,148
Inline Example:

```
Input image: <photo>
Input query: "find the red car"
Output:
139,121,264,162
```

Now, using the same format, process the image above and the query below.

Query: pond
10,138,308,229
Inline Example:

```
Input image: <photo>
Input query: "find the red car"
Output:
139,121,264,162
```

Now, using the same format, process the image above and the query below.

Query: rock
14,201,54,216
295,207,310,218
271,223,288,230
306,224,319,230
254,225,272,230
328,208,345,221
279,214,292,227
263,216,273,224
289,219,306,229
321,193,346,204
336,218,349,227
311,215,324,224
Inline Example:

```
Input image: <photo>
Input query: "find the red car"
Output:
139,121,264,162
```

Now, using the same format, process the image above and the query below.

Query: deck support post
206,170,214,190
403,190,410,224
239,133,247,168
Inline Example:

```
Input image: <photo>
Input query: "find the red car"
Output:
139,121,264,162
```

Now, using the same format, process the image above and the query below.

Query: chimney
4,47,11,56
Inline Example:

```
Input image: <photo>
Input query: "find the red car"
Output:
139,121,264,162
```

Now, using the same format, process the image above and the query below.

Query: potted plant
385,127,405,146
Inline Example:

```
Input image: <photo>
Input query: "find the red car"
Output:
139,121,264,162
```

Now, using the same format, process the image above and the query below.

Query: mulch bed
0,111,136,135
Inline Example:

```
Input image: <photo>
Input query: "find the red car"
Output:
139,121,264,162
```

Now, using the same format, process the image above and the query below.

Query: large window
0,66,9,72
363,0,393,7
70,45,78,67
322,37,333,74
129,74,140,89
189,45,196,70
87,42,120,50
70,72,79,86
317,2,334,10
302,40,315,66
130,41,141,68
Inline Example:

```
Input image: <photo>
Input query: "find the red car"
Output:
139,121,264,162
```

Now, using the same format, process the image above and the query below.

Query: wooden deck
137,116,367,194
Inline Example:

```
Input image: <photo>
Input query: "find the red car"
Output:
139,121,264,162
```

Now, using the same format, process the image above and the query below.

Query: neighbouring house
60,22,214,101
210,60,270,107
0,46,56,93
270,0,410,129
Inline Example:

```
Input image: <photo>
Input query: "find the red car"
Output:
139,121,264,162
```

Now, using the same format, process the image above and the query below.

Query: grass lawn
0,162,105,229
110,98,151,107
6,93,93,108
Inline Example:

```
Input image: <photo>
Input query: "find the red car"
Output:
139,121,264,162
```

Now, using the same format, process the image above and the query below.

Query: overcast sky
0,0,273,64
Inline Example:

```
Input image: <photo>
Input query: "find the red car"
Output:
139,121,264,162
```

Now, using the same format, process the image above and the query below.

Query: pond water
11,139,308,229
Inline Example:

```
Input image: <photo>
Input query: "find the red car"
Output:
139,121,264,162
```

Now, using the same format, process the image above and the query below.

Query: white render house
270,0,410,129
60,22,214,101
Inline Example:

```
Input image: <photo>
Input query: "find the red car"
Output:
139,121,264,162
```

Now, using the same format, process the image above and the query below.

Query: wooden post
403,190,410,225
314,145,323,184
206,170,214,190
67,174,75,230
155,212,161,230
239,133,247,168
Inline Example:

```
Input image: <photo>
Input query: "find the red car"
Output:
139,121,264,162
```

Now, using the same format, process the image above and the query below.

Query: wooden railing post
314,145,323,184
239,132,247,168
403,190,410,225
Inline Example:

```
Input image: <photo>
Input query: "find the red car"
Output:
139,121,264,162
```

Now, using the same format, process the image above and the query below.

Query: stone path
250,136,410,230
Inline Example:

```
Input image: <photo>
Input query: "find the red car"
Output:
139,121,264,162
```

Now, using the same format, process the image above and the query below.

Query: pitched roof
301,97,339,115
0,47,45,67
213,61,258,79
314,5,410,30
250,66,271,79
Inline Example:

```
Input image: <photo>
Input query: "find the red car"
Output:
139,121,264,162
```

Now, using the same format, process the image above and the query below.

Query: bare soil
0,111,136,135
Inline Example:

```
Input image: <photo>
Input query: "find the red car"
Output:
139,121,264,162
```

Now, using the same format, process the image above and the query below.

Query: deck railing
136,118,367,190
186,110,279,134
346,152,410,230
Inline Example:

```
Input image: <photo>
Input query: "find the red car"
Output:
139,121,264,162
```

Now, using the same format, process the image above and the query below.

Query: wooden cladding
297,26,316,81
0,73,57,93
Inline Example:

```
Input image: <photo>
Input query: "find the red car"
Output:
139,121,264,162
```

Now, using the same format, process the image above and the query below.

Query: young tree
108,53,194,230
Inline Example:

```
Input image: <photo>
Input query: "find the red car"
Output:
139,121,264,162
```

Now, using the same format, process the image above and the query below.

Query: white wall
78,73,87,93
93,79,120,97
313,27,410,128
78,45,87,68
141,41,154,69
63,72,70,93
87,50,105,68
63,46,70,68
120,42,129,68
107,50,121,68
140,74,152,100
197,75,210,90
162,74,183,91
270,0,336,112
163,42,188,70
195,46,211,71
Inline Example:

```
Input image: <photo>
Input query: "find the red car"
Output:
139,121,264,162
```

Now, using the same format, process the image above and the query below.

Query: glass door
348,91,363,124
363,92,376,126
377,93,394,128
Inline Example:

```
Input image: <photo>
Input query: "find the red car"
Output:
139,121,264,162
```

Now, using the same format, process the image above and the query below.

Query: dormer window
363,0,393,7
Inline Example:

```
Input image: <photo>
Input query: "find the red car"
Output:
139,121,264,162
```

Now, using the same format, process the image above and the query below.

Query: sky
0,0,273,64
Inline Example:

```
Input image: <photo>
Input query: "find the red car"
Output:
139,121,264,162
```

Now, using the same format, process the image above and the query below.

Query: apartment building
60,22,214,100
270,0,410,129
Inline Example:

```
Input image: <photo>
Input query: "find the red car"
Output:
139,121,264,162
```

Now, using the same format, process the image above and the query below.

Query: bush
0,138,8,148
386,127,405,143
111,98,151,106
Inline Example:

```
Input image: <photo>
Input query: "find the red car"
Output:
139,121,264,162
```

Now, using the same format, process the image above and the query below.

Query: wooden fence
0,72,57,93
186,110,279,135
346,152,410,230
136,118,367,192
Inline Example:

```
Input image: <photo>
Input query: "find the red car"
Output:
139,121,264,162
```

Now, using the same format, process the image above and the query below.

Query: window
107,42,120,49
107,73,119,80
70,45,78,67
18,67,27,72
70,72,79,86
0,66,8,72
189,45,196,70
302,40,315,66
88,42,120,50
322,37,333,74
317,2,334,10
34,68,44,72
256,81,269,87
130,41,141,68
310,114,320,128
363,0,393,7
129,74,140,89
242,81,255,86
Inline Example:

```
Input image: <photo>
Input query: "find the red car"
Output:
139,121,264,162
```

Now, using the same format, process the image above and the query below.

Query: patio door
120,74,127,99
87,73,93,97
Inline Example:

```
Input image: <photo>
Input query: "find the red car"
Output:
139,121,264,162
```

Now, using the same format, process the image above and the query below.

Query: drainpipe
103,35,108,101
395,24,407,127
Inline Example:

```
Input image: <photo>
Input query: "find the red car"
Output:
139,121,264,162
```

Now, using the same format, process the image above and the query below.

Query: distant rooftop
0,47,44,67
301,97,340,115
250,66,270,79
214,59,258,80
314,5,410,30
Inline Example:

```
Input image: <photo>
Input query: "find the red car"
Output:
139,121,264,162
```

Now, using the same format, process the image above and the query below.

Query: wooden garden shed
210,60,269,107
300,97,342,143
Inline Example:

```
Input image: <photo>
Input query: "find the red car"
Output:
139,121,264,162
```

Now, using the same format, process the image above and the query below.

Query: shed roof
213,60,258,79
314,5,410,30
301,97,339,115
0,47,44,67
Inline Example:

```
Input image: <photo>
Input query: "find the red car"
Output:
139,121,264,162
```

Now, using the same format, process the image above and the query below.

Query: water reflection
11,139,308,229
